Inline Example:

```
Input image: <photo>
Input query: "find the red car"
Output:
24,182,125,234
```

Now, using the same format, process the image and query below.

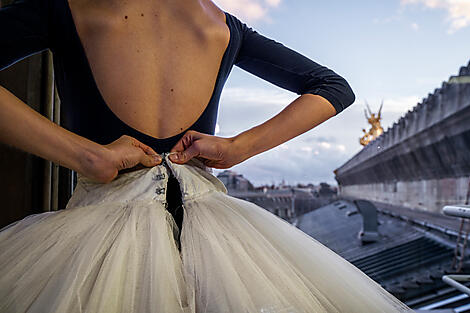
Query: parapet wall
334,60,470,213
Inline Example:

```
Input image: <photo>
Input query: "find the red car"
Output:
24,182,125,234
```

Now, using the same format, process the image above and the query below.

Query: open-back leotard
1,0,355,153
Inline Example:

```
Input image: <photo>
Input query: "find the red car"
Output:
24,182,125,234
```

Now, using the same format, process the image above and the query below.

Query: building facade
334,61,470,213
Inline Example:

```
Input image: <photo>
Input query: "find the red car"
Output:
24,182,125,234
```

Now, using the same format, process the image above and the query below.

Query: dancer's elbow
321,75,355,115
340,79,356,112
301,66,355,115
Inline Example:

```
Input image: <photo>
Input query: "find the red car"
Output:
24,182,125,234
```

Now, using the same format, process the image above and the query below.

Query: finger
170,130,204,153
131,137,159,156
170,132,193,153
202,159,218,168
171,142,201,164
170,136,186,153
139,150,162,167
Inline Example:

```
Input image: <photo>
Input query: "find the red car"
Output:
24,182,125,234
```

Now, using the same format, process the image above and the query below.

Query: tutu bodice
69,152,227,208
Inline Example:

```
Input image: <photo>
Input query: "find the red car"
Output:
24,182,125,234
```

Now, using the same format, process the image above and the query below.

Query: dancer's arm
170,15,355,167
0,0,161,183
232,16,355,116
169,95,337,168
230,94,337,163
0,86,161,183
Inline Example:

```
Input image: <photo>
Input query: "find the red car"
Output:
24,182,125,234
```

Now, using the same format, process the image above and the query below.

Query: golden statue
360,101,384,146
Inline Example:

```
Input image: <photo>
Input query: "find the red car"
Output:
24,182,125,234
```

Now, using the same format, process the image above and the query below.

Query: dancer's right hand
81,135,162,184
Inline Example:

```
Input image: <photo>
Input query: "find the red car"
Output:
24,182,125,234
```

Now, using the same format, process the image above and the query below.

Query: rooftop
294,199,470,311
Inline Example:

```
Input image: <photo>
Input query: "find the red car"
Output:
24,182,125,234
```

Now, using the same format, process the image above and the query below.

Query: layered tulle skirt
0,153,415,312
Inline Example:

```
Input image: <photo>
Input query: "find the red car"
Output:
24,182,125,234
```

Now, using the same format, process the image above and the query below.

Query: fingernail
154,155,162,163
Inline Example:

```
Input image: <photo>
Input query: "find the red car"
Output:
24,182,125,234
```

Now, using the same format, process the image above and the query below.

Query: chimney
353,199,380,244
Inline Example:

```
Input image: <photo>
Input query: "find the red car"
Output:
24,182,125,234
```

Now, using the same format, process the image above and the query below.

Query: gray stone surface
340,177,470,213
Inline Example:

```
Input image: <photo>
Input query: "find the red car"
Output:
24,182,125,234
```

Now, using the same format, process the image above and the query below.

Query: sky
209,0,470,187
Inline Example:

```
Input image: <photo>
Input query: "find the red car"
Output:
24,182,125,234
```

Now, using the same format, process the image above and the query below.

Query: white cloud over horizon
213,135,351,187
402,0,470,33
213,0,281,22
361,96,421,114
216,86,297,137
220,86,296,107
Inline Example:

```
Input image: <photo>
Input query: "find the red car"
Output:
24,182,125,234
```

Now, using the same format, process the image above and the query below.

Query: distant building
319,182,337,197
216,170,254,192
230,187,315,221
217,169,338,221
334,60,470,214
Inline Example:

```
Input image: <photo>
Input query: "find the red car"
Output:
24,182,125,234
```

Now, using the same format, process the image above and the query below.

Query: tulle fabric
0,153,415,312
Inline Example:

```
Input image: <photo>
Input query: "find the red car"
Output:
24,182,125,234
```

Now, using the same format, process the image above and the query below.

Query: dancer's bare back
0,0,351,183
68,0,230,139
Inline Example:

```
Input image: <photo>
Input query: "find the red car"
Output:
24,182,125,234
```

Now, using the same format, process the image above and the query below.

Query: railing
442,204,470,296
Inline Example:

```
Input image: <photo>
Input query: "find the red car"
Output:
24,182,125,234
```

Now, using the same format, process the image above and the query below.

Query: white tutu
0,153,415,312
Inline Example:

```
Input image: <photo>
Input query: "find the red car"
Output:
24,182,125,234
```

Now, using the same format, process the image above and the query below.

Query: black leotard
1,0,355,153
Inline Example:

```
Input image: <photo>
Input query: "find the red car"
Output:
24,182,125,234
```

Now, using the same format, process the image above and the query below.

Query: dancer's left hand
169,130,243,169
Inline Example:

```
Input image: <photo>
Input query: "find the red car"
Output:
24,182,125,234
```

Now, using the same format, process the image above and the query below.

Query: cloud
382,96,421,113
411,22,420,30
213,0,281,22
221,87,296,107
216,86,298,137
402,0,470,33
372,15,402,24
212,129,353,186
214,138,350,186
360,96,420,114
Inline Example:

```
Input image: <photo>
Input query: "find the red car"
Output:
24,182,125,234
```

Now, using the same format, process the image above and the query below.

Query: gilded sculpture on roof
360,101,384,146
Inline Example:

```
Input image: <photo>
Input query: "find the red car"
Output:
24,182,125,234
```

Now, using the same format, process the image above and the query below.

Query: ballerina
0,0,414,311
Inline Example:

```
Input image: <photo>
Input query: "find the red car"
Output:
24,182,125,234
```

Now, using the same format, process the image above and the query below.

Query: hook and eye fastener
152,173,166,181
155,187,166,195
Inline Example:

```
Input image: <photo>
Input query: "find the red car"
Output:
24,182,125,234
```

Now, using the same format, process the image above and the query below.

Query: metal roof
294,200,470,312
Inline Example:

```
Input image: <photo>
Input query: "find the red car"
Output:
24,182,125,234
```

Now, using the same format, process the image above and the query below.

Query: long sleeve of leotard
0,0,51,71
232,17,355,115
